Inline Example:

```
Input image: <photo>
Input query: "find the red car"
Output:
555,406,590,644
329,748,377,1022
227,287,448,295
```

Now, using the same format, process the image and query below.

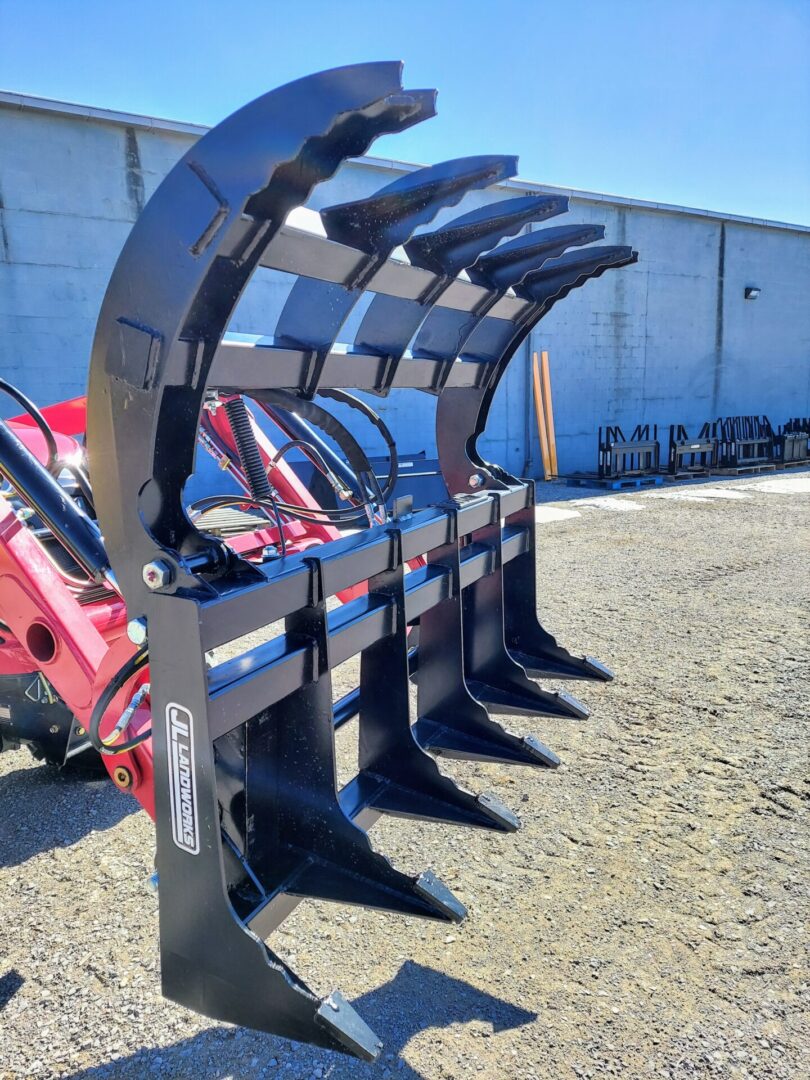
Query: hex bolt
49,724,59,735
468,472,486,489
126,617,148,645
74,725,86,737
142,559,174,590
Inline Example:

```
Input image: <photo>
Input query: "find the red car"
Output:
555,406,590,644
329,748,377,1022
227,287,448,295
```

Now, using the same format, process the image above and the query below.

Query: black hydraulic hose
0,378,59,473
260,403,359,498
88,646,150,756
250,389,387,512
319,388,399,502
191,494,288,557
60,461,95,512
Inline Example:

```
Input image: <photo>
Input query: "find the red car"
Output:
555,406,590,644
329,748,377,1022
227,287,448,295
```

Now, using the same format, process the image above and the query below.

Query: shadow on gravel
61,961,537,1079
0,761,137,868
0,969,24,1011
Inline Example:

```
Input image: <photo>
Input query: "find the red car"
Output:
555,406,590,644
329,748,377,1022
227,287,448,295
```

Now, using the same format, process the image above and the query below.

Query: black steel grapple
86,62,637,1059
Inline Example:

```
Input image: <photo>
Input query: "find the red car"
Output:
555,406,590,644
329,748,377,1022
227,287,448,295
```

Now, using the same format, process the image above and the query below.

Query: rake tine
415,503,563,767
354,194,567,360
405,193,569,274
273,154,517,392
237,557,468,923
341,523,520,832
432,252,638,699
458,496,590,721
467,223,605,290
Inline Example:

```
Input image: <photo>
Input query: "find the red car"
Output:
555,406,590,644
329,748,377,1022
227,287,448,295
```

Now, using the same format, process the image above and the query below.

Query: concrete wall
1,95,808,477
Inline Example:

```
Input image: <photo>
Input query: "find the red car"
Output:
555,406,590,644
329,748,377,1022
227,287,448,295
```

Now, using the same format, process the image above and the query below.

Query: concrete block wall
1,96,808,479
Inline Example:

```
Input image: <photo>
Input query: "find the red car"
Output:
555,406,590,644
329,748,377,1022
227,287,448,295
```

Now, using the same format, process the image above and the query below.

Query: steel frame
81,63,637,1057
667,423,718,475
597,424,659,479
711,415,775,468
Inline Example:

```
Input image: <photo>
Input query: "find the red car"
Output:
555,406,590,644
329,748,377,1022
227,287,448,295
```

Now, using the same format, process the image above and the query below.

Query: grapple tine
321,154,517,250
516,245,639,303
346,523,520,833
355,194,566,360
404,193,569,275
457,495,590,721
467,222,606,289
81,61,638,1056
432,249,638,699
415,503,562,768
273,154,518,392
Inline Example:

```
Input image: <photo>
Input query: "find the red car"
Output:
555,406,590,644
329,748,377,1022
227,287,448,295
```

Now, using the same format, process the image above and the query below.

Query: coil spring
223,397,273,500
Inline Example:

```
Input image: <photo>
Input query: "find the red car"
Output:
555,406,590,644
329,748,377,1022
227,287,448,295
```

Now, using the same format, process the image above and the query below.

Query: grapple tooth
467,222,606,289
321,154,518,253
413,716,560,769
415,870,468,922
342,770,520,832
403,192,569,276
317,993,384,1063
467,678,590,719
161,941,380,1058
273,154,519,389
283,851,465,922
516,245,639,303
509,647,616,683
346,528,522,834
355,194,568,360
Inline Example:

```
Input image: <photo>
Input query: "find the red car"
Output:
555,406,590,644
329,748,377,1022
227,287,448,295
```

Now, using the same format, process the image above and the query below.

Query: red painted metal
0,393,376,820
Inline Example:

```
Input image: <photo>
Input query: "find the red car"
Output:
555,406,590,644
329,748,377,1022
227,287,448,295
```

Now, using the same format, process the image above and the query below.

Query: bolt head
126,618,148,645
113,766,133,789
142,559,173,590
468,472,486,490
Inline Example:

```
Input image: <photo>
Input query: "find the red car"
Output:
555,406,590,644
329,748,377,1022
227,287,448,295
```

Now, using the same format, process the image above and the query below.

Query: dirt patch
1,475,807,1079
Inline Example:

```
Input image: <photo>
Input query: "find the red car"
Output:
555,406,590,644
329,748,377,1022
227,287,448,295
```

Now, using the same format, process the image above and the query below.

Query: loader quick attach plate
86,63,637,1059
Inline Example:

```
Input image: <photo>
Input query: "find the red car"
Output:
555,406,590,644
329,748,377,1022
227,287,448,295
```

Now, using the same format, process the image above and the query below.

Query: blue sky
1,0,808,223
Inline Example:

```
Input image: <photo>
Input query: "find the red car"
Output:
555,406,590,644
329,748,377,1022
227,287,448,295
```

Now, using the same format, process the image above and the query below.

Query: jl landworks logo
166,703,199,854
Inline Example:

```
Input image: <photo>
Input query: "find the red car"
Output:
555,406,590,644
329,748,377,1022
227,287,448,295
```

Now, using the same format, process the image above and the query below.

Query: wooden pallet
662,469,712,482
565,473,664,491
710,463,777,476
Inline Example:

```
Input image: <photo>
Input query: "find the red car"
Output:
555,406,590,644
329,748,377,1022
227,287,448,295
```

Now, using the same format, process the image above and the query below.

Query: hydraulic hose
0,377,59,474
88,646,150,756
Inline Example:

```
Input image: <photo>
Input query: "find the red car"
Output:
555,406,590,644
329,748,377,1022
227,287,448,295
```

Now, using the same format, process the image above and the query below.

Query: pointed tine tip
397,86,438,120
557,690,590,719
477,792,521,832
415,870,467,923
317,991,383,1062
584,655,615,682
524,735,561,768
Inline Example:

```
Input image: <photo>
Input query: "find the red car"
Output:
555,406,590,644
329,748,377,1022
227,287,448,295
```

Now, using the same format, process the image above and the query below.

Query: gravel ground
1,471,808,1080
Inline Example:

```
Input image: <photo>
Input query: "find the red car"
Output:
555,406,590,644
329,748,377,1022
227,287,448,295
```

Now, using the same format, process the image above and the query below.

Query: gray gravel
1,471,808,1079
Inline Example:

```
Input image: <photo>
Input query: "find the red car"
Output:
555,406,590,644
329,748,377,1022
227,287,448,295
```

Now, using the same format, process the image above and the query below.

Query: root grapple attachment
84,64,637,1058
